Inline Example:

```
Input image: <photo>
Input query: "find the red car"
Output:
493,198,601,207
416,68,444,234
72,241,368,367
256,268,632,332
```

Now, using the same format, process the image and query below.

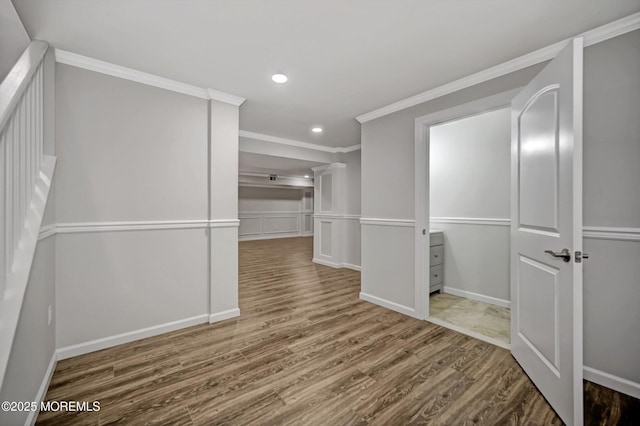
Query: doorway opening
414,89,519,349
428,106,511,347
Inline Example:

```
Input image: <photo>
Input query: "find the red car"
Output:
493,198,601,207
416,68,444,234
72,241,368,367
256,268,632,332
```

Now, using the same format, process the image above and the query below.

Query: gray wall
55,64,210,349
361,63,544,310
430,108,510,301
361,30,640,388
582,30,640,384
0,0,30,82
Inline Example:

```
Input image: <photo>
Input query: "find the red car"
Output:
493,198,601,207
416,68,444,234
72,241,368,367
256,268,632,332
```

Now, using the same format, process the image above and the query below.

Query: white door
511,38,584,426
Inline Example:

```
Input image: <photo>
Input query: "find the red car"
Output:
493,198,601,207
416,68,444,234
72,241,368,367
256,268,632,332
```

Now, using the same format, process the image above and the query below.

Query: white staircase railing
0,40,48,299
0,40,56,391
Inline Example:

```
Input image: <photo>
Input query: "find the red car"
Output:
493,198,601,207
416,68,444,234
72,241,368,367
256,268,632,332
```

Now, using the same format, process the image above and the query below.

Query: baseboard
584,366,640,399
313,258,361,271
343,263,362,271
25,351,57,426
208,308,240,324
359,292,418,319
312,258,343,268
443,286,510,308
56,314,209,360
426,316,511,350
239,233,309,242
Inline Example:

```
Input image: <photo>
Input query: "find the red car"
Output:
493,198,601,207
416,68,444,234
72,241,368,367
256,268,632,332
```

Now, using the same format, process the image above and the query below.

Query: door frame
413,89,521,326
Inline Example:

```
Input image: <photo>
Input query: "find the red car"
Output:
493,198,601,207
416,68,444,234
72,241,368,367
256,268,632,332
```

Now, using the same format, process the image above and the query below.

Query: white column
208,99,241,323
312,163,347,268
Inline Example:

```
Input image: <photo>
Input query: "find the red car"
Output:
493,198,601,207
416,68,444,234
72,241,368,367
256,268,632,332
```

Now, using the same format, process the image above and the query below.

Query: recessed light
272,73,288,83
304,175,310,178
311,127,323,133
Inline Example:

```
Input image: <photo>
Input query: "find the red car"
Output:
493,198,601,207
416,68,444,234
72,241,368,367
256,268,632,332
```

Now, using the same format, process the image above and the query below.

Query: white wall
54,63,236,354
361,30,640,394
238,186,313,240
430,108,511,302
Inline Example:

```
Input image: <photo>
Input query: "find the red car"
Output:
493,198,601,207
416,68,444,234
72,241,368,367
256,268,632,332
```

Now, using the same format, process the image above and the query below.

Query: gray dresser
429,230,444,293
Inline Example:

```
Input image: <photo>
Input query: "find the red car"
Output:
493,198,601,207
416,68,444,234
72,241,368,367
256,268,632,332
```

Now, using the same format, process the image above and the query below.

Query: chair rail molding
582,226,640,242
359,218,415,227
430,217,511,226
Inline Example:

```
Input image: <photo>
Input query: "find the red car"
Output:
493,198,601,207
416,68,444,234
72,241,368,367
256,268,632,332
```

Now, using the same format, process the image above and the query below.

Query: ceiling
14,0,640,147
239,152,323,177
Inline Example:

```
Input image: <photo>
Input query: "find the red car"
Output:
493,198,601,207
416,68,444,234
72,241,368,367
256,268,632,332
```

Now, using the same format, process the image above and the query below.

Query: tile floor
429,292,510,344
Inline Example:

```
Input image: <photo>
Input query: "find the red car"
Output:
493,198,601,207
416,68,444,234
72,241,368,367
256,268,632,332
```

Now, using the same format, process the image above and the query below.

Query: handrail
0,40,48,132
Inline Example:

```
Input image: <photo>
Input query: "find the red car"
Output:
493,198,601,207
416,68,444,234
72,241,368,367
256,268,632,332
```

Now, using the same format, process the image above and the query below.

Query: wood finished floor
38,237,639,425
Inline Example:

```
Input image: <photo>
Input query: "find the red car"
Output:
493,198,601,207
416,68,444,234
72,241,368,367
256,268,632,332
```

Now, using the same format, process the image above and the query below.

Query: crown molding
239,130,361,154
54,49,244,106
207,88,245,106
356,12,640,123
311,163,347,172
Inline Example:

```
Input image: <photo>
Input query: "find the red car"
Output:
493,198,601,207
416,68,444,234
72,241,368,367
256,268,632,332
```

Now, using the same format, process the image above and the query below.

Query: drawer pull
434,254,438,258
434,274,438,278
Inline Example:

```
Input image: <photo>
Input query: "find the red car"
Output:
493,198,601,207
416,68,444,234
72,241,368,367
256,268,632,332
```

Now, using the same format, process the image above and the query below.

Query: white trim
209,219,240,228
207,88,245,107
240,130,335,153
356,13,640,123
240,233,307,242
54,49,245,106
239,172,313,180
337,144,362,153
359,292,419,319
56,314,209,360
359,218,415,227
312,258,343,268
240,130,361,154
313,213,361,220
0,41,48,131
443,286,511,308
426,316,511,350
312,258,360,271
583,226,640,242
37,224,57,241
343,263,362,272
583,366,640,399
311,163,347,172
55,219,209,234
25,351,57,426
240,211,303,215
431,217,511,227
208,308,240,324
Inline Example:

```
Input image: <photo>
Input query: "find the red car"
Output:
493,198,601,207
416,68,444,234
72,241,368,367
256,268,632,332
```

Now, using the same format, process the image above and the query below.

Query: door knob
544,248,571,262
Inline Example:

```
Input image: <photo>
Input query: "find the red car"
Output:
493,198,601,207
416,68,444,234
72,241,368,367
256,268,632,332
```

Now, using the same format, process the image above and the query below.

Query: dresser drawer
430,244,444,266
430,264,444,285
430,231,444,247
